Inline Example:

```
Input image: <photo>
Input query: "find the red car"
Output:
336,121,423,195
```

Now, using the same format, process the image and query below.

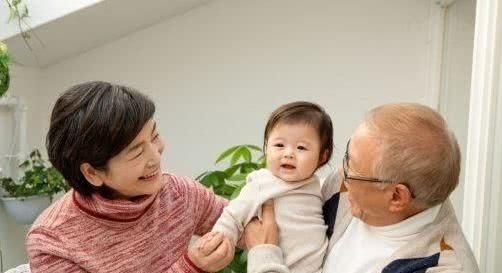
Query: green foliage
0,41,9,97
0,149,69,198
197,145,265,200
2,0,40,55
6,0,29,23
197,144,266,273
4,0,31,40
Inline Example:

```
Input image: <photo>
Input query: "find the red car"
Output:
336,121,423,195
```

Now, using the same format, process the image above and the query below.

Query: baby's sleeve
211,173,263,244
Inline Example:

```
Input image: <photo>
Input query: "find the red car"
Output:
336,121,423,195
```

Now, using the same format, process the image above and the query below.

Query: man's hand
188,232,235,272
243,200,279,249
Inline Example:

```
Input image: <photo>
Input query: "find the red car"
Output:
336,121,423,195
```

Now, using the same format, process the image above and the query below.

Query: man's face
343,125,394,226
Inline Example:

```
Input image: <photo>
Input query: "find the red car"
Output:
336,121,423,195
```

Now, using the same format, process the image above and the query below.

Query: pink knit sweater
26,173,227,273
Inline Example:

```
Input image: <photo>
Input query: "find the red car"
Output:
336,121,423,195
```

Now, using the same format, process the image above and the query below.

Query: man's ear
388,183,413,213
80,163,104,187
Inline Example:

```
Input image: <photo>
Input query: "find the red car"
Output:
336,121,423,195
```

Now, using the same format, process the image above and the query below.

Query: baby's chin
277,175,310,183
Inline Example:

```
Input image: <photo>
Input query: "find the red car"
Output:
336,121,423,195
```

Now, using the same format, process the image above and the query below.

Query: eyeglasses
342,139,415,198
342,139,393,184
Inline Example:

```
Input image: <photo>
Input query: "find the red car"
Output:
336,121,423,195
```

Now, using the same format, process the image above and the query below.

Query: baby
212,101,333,273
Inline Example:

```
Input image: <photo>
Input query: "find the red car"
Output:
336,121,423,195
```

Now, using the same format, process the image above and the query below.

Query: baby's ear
320,150,329,165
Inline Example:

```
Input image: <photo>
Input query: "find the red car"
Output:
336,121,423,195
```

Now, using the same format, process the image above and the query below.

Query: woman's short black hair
46,81,155,196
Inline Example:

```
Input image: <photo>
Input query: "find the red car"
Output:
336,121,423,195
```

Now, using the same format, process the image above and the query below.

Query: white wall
37,0,434,176
497,200,502,270
2,0,445,269
0,65,41,271
439,0,475,222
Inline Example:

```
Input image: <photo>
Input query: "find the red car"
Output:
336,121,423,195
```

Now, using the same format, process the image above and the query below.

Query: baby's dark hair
46,81,155,196
264,101,333,166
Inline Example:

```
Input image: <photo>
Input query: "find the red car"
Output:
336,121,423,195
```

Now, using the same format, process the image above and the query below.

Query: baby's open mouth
281,164,296,169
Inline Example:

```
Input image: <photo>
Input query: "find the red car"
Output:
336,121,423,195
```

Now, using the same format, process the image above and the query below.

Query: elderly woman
245,103,480,273
26,81,232,273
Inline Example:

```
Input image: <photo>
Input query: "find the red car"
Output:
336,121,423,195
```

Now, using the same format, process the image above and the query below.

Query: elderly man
244,103,480,273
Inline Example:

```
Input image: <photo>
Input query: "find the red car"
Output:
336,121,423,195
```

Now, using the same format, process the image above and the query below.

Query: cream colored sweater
212,169,328,273
247,171,480,273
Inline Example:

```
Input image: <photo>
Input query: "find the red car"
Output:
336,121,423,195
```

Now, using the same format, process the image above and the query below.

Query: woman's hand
188,232,235,272
243,200,279,249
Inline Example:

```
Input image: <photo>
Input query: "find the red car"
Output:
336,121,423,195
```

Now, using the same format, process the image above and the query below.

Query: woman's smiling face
92,119,165,198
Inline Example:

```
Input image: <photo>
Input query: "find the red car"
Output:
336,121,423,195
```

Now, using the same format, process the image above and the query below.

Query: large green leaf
224,165,240,177
227,173,248,182
216,145,241,163
229,185,245,200
230,147,245,166
246,145,262,152
200,171,227,188
241,148,252,162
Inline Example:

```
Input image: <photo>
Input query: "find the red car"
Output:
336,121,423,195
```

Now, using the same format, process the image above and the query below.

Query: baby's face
265,123,322,182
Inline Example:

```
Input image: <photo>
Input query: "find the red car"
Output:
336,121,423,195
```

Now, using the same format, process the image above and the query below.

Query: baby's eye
274,143,284,148
152,133,160,141
297,146,307,150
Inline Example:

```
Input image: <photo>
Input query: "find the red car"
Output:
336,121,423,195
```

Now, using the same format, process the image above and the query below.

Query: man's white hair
363,103,461,207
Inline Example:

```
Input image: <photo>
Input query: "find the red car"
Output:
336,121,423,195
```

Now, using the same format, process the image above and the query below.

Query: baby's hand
188,232,235,272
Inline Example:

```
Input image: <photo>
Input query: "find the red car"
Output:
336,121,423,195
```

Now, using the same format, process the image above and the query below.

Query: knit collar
73,187,159,223
366,204,442,241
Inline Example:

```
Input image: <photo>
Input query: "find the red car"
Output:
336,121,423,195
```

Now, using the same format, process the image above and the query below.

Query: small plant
4,0,41,50
0,149,69,198
197,144,266,273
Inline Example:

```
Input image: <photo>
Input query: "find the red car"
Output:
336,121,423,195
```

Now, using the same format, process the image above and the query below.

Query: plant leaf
215,145,240,163
230,147,244,166
246,144,262,152
195,171,208,181
229,184,244,200
227,173,247,182
223,165,240,177
241,147,252,162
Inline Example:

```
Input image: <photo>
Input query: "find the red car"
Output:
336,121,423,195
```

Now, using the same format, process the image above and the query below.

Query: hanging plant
4,0,38,50
1,0,37,97
0,41,9,97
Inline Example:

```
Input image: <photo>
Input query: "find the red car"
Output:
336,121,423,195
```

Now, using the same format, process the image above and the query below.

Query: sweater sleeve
167,252,205,273
173,175,228,236
247,245,291,273
26,228,85,273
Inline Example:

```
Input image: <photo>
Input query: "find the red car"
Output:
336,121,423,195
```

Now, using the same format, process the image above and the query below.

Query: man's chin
351,206,364,220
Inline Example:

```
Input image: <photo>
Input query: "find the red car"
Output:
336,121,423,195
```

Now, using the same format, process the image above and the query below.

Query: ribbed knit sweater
212,169,328,273
26,173,227,273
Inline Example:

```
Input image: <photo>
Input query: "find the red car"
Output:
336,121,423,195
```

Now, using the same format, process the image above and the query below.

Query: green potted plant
197,144,266,273
0,149,69,224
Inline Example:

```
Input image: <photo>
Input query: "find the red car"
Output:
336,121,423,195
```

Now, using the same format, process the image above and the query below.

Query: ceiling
4,0,212,67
